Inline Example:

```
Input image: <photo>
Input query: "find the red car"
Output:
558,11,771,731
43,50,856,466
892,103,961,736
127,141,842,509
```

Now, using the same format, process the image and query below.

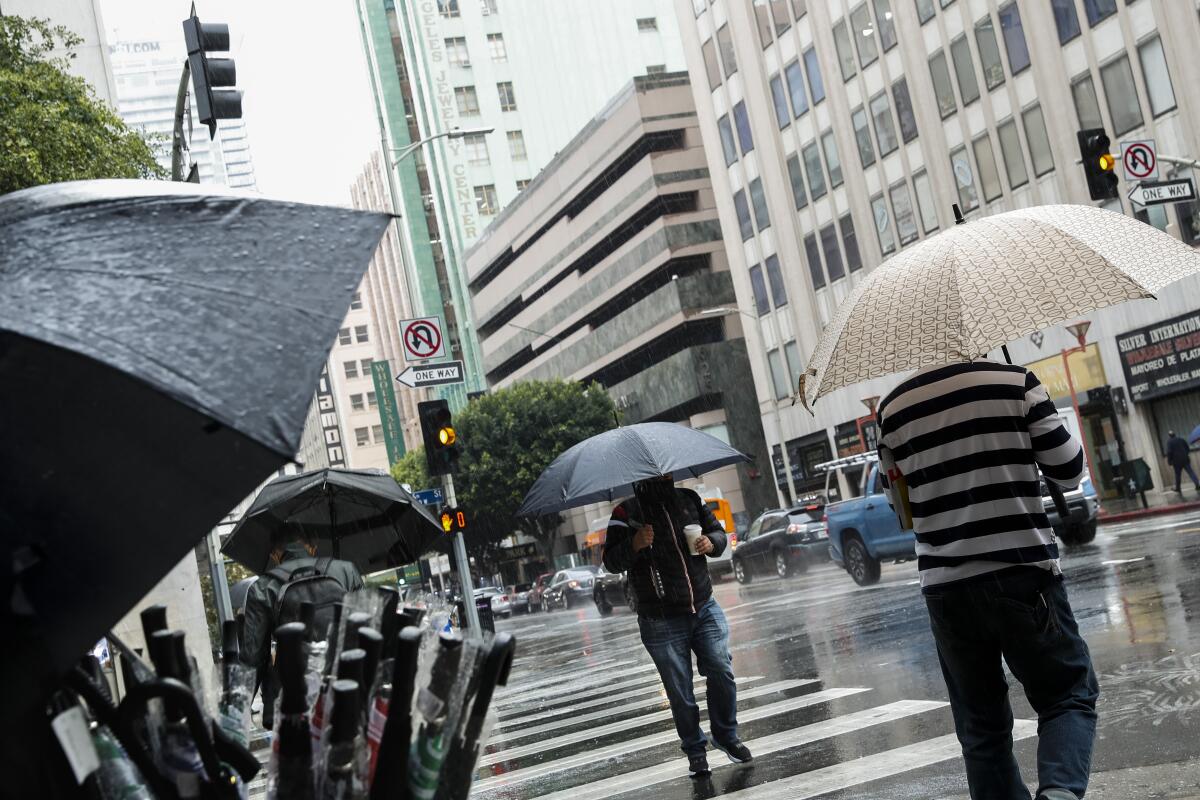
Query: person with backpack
240,524,363,729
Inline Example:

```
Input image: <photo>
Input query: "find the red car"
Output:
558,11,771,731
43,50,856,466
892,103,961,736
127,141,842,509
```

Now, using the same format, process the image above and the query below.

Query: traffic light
418,399,459,476
439,507,468,534
1077,128,1119,201
182,13,243,138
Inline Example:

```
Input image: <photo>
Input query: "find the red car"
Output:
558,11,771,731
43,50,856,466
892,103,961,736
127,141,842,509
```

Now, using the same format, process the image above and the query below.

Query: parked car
474,586,511,618
541,566,601,611
526,572,553,613
731,502,829,584
509,582,534,614
1043,475,1101,544
592,565,636,616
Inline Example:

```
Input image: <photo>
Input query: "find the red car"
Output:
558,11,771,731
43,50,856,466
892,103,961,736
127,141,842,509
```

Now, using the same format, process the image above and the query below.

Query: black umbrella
222,468,444,575
0,180,389,752
517,422,751,516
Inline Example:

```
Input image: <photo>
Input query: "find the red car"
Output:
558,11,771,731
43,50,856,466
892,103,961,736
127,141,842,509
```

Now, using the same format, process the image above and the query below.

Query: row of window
872,173,939,258
1051,0,1121,44
349,391,379,412
354,424,387,448
832,0,898,83
455,82,517,116
703,23,824,105
344,358,375,379
463,130,527,165
751,0,806,49
927,4,1029,120
767,339,805,401
949,104,1055,213
438,0,498,17
1071,36,1175,138
444,33,507,67
850,78,918,169
337,323,370,346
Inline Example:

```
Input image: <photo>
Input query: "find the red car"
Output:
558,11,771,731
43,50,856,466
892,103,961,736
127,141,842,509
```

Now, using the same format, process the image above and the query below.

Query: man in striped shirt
877,360,1099,800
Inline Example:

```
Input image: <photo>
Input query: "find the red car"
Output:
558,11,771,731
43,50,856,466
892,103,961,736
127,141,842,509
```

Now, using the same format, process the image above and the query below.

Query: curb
1099,501,1200,523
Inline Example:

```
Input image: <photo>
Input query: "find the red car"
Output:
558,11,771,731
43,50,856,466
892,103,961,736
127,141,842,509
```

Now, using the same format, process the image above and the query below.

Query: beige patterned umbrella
800,204,1200,410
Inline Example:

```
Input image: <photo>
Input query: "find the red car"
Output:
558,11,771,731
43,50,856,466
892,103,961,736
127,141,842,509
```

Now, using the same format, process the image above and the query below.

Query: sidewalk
1098,487,1200,522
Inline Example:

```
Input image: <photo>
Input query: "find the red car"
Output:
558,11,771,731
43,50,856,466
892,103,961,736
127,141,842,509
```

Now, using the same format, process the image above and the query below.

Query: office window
734,190,754,241
940,0,954,6
765,255,788,307
360,358,373,373
804,234,826,289
372,424,384,443
803,142,826,199
851,107,875,167
353,427,371,447
1051,0,1081,43
1175,201,1200,246
915,0,935,24
445,37,469,68
950,35,980,105
998,3,1029,74
768,349,790,399
636,17,658,30
973,135,1003,201
1023,104,1055,177
873,0,897,50
892,78,918,143
507,130,526,160
464,133,489,165
840,214,863,271
344,360,358,379
350,393,365,411
349,292,363,310
354,325,369,343
913,170,939,232
821,131,843,188
785,60,808,117
890,182,919,244
474,184,498,215
749,264,770,315
516,179,530,191
1084,0,1117,27
1071,74,1103,129
850,4,878,68
804,47,825,103
833,21,857,81
770,0,791,35
869,91,898,157
718,115,738,166
929,51,956,118
784,341,803,385
951,146,980,211
749,178,771,231
438,0,459,17
488,33,507,62
820,224,845,281
693,0,706,15
455,86,479,115
367,391,378,409
871,195,896,255
702,39,722,90
733,101,754,154
481,0,497,12
786,154,808,209
997,119,1028,189
974,15,1004,90
717,24,737,77
337,327,352,346
1135,205,1169,233
791,0,806,18
770,75,791,129
1100,56,1142,136
497,81,517,112
754,1,774,48
1138,37,1176,117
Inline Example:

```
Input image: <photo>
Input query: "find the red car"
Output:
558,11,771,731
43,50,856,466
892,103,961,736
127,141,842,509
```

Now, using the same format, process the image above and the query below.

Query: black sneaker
713,739,753,764
688,753,711,777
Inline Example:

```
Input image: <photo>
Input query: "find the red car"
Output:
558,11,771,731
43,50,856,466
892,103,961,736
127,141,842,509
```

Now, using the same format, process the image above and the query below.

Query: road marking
1102,557,1146,565
497,658,635,696
715,720,1037,799
472,687,870,792
525,700,952,800
496,662,658,708
1176,527,1200,534
482,680,813,764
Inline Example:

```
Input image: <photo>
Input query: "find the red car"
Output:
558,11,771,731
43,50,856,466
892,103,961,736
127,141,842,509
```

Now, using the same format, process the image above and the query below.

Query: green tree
1,16,165,194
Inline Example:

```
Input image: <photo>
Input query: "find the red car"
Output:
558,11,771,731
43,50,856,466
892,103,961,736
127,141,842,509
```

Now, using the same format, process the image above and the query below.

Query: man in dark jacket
1166,431,1200,494
603,475,751,777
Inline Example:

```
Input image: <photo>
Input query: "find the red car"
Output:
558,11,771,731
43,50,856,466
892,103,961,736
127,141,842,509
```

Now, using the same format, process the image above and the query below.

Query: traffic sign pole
443,472,481,637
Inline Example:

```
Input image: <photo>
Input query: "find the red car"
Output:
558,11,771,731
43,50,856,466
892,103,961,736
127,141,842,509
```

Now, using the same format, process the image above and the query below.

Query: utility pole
442,471,480,635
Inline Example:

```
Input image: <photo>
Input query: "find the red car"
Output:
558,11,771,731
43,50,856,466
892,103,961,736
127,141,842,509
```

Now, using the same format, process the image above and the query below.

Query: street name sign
395,360,465,389
1121,139,1157,182
413,488,444,506
1127,178,1196,208
399,316,446,361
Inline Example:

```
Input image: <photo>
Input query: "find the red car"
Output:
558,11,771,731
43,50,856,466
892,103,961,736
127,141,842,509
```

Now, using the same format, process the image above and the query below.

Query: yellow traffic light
438,426,456,446
440,512,453,533
1098,153,1116,172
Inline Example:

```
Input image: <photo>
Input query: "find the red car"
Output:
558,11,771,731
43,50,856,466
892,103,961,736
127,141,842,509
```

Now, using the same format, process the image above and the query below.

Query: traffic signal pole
442,471,481,636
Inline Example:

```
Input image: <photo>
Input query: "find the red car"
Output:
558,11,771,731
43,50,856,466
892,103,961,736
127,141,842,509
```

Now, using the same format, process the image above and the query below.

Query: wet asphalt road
476,510,1200,799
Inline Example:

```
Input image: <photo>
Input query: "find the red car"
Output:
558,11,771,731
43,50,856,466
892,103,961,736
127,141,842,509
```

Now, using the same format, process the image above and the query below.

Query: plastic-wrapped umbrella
0,180,390,787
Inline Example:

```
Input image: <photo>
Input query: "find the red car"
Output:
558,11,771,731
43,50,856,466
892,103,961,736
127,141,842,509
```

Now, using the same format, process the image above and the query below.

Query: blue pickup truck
819,454,1101,586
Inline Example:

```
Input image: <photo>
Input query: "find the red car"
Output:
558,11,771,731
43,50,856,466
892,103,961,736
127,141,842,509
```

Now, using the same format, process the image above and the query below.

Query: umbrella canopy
517,422,750,516
800,204,1200,409
0,180,390,727
222,468,444,575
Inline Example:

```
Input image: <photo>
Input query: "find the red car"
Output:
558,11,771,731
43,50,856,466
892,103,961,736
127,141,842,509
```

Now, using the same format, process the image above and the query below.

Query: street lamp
1060,320,1101,490
389,126,495,167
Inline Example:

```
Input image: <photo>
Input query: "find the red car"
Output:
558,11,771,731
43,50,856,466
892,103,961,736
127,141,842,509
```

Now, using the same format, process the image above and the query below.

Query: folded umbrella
221,467,444,575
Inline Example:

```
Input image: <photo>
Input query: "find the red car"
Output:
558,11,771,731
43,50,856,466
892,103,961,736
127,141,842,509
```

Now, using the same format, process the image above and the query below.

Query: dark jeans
925,569,1099,800
638,597,739,756
1173,461,1200,492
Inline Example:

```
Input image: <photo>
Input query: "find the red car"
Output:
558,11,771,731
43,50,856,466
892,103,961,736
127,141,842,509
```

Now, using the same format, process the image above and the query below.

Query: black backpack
268,557,345,642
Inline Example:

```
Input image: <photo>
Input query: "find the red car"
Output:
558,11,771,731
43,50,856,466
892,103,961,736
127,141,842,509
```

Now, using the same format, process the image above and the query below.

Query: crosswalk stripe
498,658,632,695
716,719,1039,799
491,676,769,740
497,665,662,713
481,679,814,765
472,687,869,793
524,699,951,800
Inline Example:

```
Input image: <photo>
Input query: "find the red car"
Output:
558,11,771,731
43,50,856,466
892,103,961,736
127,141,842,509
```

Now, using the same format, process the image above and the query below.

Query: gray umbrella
222,468,444,575
0,180,389,747
517,422,751,516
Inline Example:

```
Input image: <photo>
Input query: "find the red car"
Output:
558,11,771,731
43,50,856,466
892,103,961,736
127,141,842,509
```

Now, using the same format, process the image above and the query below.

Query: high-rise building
354,0,688,406
673,0,1200,505
1,0,119,105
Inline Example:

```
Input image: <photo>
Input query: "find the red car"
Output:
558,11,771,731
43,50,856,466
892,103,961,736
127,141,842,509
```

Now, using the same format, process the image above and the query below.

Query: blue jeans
638,597,739,756
925,569,1099,800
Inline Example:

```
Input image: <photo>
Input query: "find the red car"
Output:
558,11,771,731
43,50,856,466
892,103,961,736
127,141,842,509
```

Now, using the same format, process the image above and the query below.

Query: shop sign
497,543,538,560
835,420,864,458
1025,343,1106,403
1117,309,1200,401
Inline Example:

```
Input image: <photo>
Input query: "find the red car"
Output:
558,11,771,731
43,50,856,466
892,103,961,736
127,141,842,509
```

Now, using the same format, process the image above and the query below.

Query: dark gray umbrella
517,422,751,516
222,468,444,575
0,180,389,745
229,577,259,615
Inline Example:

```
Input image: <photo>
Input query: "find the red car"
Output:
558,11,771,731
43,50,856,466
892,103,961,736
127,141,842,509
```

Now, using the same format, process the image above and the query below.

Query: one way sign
395,360,465,389
1127,178,1196,208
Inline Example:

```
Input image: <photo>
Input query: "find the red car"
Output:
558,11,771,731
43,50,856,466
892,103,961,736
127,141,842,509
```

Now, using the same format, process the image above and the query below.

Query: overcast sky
100,0,379,206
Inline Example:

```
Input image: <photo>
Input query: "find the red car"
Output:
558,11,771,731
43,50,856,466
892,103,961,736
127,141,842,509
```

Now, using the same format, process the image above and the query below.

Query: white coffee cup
683,524,704,555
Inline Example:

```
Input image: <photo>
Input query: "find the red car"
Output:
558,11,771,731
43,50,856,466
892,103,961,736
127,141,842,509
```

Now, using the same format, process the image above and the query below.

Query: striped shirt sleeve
1024,370,1085,488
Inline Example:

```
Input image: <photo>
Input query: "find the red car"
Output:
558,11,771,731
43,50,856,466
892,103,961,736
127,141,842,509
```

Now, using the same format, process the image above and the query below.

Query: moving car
509,582,534,614
541,566,601,611
592,565,636,615
526,572,553,613
474,586,511,618
731,502,829,584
